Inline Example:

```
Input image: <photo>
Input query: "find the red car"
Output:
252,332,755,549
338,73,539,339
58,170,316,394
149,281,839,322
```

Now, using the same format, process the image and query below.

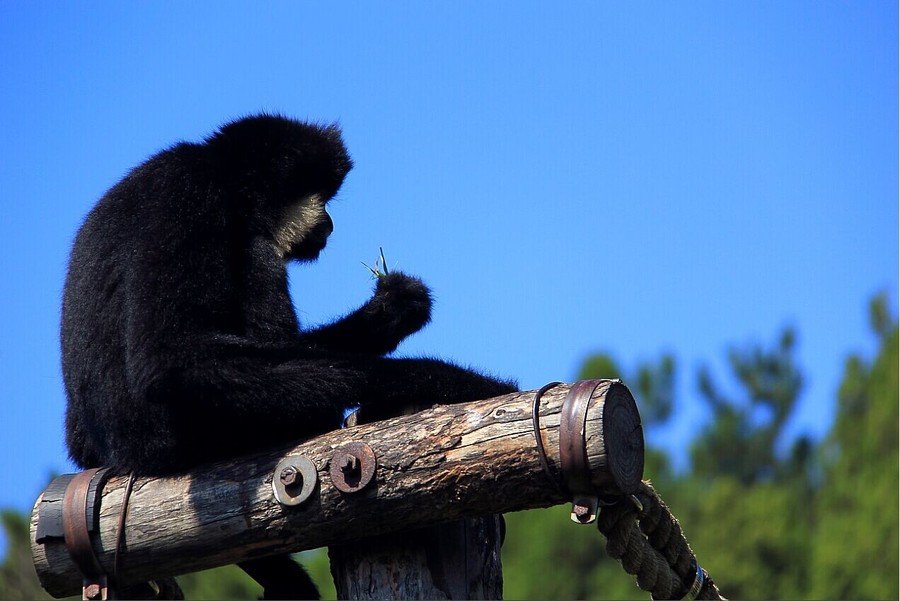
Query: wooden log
31,380,643,598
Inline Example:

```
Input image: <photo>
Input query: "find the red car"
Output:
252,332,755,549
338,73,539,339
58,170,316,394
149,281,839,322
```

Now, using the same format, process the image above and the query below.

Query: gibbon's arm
299,272,433,356
241,233,432,356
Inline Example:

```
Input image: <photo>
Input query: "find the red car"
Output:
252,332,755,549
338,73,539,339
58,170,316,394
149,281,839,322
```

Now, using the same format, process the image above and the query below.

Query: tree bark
329,516,503,600
31,380,643,599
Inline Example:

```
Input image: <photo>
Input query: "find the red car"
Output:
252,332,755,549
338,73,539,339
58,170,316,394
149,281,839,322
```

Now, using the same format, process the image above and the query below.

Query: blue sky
0,2,896,553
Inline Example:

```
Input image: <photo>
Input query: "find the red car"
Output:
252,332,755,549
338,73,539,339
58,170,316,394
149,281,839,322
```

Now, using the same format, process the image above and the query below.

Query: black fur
61,114,517,598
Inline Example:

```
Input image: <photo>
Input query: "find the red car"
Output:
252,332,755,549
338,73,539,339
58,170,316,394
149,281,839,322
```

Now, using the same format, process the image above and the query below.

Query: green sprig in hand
362,247,390,279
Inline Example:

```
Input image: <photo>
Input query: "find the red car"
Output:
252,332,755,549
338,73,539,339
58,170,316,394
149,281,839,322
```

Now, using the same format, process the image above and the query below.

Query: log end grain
601,381,645,495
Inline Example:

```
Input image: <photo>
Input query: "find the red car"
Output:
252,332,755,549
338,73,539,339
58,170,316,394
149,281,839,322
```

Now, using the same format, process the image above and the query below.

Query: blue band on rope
682,562,705,601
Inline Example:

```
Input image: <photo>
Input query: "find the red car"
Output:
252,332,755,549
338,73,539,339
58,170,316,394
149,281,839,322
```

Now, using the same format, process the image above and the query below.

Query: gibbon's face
273,193,334,262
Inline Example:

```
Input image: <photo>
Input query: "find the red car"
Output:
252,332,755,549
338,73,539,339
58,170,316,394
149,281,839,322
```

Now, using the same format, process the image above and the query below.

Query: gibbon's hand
368,271,433,339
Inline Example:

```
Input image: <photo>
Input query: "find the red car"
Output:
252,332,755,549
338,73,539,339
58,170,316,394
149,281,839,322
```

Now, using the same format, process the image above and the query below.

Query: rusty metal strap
62,468,104,577
62,468,110,589
533,379,611,524
35,474,75,544
559,379,603,496
561,379,608,524
531,381,563,487
532,379,606,496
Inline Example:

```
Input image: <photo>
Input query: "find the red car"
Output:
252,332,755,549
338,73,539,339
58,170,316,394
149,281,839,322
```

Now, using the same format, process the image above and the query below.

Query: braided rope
530,385,725,599
597,481,726,600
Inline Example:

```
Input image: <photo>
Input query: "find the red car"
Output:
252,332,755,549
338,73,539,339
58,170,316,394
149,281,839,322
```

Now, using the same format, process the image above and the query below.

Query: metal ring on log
559,380,602,495
62,468,111,599
559,380,603,523
531,381,563,488
272,456,318,506
329,442,377,493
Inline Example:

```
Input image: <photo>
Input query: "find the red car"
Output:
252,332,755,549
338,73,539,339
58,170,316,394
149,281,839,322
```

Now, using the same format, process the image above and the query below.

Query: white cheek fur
273,194,326,257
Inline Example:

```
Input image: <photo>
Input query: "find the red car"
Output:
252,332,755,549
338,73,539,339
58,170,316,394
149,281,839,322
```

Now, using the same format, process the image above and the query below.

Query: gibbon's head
208,113,353,261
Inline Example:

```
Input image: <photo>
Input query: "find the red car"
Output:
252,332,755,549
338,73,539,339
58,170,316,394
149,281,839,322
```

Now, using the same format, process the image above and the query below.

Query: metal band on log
31,380,644,598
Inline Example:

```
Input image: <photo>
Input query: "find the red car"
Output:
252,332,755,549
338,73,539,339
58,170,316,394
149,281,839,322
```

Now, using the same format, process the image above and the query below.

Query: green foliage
304,549,337,600
576,353,623,382
0,510,56,601
175,565,259,600
809,294,899,599
692,327,805,485
670,477,813,599
633,354,676,426
503,505,644,600
176,550,335,600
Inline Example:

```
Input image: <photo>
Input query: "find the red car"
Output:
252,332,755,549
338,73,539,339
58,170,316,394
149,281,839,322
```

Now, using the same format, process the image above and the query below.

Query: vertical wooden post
328,403,504,600
329,515,503,600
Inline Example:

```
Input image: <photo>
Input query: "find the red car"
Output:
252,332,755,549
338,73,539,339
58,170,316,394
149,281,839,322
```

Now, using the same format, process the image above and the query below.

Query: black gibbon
61,114,517,599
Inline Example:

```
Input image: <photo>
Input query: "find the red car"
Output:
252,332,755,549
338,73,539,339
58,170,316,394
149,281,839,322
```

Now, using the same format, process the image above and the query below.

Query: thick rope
597,481,726,600
531,384,724,599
